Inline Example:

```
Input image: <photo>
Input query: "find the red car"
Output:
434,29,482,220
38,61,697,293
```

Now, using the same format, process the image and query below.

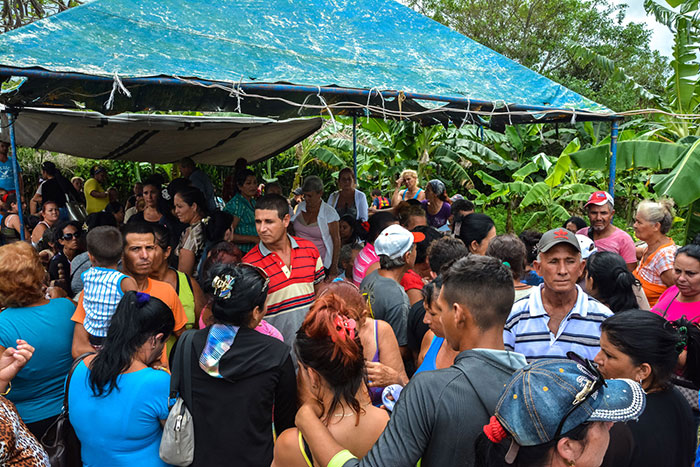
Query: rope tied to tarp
229,77,244,113
365,88,387,122
105,72,132,111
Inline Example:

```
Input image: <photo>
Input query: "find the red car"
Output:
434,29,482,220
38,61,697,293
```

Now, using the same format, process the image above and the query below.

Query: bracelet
327,450,357,467
1,381,11,396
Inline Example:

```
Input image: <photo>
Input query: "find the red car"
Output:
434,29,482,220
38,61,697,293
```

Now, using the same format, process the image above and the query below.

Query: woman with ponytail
68,291,175,467
173,262,296,467
272,293,389,467
584,251,644,313
594,310,700,467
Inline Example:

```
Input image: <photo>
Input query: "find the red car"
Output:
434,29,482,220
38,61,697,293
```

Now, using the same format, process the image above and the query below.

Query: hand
365,361,401,387
295,400,325,430
395,178,404,189
0,340,35,385
47,286,68,299
38,249,53,266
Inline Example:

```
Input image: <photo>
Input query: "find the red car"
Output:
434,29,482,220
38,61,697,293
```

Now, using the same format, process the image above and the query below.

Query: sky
610,0,674,57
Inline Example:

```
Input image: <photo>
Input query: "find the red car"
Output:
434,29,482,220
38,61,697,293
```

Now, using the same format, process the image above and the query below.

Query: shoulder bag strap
662,290,682,319
178,330,196,409
64,352,95,414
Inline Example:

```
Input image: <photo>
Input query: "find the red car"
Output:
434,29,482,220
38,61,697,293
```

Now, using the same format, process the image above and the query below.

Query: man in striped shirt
503,227,613,361
243,194,325,347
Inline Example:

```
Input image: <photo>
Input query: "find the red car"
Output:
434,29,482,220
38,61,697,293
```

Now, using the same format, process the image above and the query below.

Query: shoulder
612,226,635,242
293,236,320,254
273,427,305,466
582,293,613,318
243,246,263,262
148,278,179,301
49,297,77,312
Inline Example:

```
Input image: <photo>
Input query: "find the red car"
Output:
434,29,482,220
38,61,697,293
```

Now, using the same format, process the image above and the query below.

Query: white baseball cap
374,224,425,260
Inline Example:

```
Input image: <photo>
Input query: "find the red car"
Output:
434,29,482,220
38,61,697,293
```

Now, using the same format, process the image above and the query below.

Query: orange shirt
72,278,187,365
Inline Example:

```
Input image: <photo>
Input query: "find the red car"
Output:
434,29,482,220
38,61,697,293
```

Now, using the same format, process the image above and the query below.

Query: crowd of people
0,151,699,467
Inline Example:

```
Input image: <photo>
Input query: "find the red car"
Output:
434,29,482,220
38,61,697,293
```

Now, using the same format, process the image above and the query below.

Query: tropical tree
568,0,700,242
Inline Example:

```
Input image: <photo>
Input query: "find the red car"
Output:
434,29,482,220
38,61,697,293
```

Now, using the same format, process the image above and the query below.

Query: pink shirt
577,226,637,264
651,286,700,323
353,243,378,287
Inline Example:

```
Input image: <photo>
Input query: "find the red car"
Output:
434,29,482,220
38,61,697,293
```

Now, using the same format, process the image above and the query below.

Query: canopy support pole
352,115,358,179
8,113,25,240
608,120,619,197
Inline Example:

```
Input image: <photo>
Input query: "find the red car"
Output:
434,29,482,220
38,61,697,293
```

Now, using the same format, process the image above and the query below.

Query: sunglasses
62,231,82,241
553,352,607,439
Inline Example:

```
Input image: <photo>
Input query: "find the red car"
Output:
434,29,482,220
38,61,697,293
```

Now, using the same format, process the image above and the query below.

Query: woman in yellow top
633,199,677,306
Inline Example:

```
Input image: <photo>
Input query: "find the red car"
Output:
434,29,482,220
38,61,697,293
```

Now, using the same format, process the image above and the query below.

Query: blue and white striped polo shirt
503,285,613,361
82,267,128,338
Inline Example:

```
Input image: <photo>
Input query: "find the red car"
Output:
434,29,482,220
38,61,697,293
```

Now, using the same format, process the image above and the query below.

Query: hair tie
332,315,356,342
503,261,511,268
483,416,508,443
676,325,688,353
212,274,235,300
135,292,151,306
360,221,370,233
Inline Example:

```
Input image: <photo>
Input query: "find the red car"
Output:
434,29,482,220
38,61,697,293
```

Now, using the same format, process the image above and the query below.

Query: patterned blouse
176,220,206,277
224,193,257,253
0,396,50,466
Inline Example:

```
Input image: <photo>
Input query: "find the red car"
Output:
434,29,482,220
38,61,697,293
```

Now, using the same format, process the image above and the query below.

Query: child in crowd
81,226,138,345
370,189,391,212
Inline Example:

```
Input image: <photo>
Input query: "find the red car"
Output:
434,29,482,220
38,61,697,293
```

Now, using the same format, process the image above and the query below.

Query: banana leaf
654,138,700,206
570,141,687,171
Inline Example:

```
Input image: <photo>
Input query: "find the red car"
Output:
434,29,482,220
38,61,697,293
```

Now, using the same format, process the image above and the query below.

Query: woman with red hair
272,293,389,467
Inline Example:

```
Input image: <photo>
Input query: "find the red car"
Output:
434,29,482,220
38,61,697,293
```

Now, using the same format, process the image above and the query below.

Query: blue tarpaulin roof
0,0,614,125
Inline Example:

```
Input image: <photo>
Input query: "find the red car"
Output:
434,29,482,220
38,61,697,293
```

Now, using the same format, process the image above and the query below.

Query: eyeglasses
553,352,607,439
62,231,82,241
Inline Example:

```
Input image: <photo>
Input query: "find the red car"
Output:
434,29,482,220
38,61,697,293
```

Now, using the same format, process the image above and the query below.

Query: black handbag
41,352,93,467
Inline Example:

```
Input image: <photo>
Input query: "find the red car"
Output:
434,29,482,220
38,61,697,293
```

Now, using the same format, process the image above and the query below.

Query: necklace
331,401,371,417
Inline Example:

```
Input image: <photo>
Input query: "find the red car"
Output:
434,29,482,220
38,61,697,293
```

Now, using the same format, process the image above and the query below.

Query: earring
568,460,576,466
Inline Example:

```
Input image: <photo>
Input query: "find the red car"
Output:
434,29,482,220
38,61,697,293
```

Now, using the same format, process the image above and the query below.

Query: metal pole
8,113,25,240
352,115,358,179
608,120,619,197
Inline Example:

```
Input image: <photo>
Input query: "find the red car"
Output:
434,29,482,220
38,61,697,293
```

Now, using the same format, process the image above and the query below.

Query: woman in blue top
69,291,174,467
0,241,75,440
415,277,458,374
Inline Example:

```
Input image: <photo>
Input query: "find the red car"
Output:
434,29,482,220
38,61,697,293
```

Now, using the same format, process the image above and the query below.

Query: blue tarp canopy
0,0,615,126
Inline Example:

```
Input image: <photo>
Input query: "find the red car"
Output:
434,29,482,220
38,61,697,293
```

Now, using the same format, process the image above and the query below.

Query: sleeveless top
0,214,20,244
401,188,423,200
414,336,443,374
175,269,196,327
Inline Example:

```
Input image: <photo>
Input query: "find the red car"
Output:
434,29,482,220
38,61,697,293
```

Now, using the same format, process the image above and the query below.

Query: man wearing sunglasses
503,228,613,361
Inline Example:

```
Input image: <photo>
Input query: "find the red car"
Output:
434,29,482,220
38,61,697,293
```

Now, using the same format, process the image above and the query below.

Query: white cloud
610,0,674,57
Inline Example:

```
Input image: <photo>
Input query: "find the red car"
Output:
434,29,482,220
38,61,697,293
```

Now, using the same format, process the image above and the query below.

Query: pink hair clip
332,315,356,341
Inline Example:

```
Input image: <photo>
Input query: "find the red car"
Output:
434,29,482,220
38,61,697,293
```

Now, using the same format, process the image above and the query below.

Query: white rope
570,109,577,125
316,86,338,130
105,71,132,110
229,77,244,113
168,76,627,122
365,87,386,122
